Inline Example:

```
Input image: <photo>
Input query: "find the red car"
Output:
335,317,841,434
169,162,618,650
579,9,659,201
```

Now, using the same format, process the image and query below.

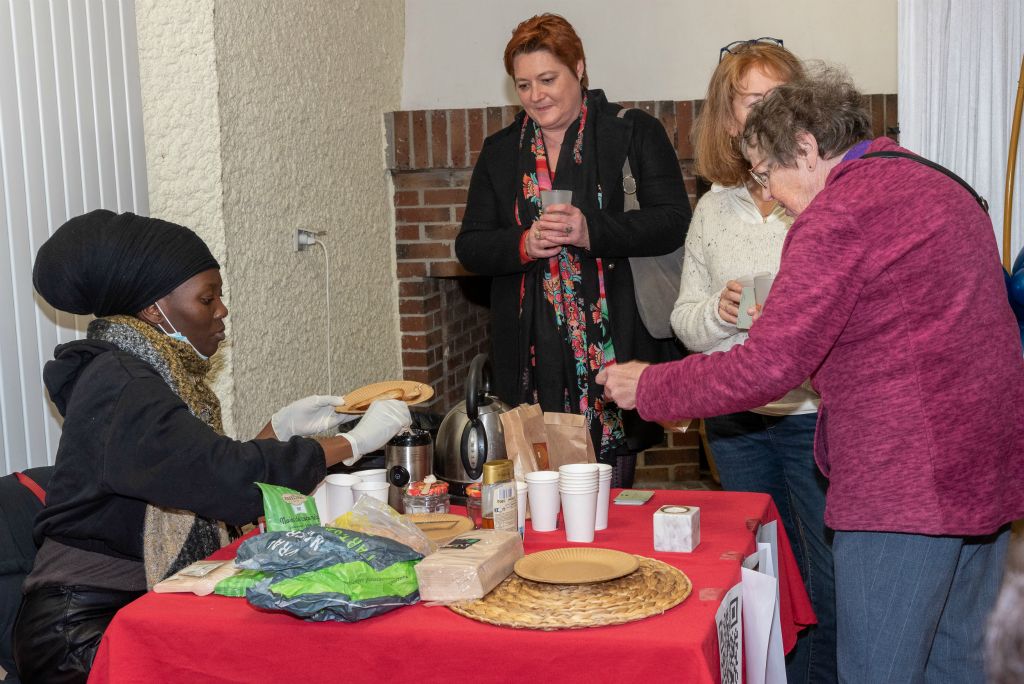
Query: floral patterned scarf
513,92,625,460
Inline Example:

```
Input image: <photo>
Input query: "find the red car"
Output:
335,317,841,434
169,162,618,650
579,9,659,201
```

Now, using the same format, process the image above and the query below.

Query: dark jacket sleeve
585,111,690,258
456,134,533,276
103,375,326,526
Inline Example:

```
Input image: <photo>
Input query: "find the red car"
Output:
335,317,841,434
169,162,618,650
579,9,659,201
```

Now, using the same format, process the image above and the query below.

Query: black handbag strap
861,151,989,212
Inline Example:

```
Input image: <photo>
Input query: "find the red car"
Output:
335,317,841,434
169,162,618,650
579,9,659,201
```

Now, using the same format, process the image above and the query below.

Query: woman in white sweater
671,40,835,684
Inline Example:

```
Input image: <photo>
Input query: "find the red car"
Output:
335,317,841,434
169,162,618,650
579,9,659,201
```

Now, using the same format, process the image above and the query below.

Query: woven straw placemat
448,555,691,630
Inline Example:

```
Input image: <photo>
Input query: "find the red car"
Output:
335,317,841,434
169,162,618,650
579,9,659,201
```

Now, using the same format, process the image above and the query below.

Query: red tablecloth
89,490,814,684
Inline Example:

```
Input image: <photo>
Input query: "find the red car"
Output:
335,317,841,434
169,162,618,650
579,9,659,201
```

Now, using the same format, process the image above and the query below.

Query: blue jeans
705,411,835,684
833,527,1010,683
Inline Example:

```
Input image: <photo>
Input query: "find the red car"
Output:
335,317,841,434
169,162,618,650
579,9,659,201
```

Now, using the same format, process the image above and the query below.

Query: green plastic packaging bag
236,526,423,622
256,482,319,532
213,569,271,597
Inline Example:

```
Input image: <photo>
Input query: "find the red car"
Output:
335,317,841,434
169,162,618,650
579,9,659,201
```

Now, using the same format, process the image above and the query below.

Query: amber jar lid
465,482,482,499
481,459,513,485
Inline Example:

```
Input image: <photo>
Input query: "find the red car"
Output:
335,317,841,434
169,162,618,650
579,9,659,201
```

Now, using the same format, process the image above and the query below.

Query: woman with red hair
457,14,690,486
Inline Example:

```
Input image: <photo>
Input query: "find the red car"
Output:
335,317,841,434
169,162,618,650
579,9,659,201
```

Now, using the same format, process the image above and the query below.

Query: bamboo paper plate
406,513,475,544
449,556,690,630
334,381,434,414
514,548,639,584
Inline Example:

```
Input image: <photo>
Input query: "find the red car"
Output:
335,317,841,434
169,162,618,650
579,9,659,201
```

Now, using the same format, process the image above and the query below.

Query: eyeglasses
749,165,772,190
719,37,784,62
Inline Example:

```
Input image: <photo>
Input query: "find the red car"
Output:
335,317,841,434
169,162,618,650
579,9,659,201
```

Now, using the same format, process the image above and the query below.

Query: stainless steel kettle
435,354,512,501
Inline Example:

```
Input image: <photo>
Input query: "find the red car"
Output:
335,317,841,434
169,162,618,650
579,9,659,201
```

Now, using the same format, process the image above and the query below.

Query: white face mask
154,301,208,361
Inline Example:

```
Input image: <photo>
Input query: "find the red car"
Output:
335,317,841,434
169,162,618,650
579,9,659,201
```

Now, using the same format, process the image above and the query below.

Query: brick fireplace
384,94,897,482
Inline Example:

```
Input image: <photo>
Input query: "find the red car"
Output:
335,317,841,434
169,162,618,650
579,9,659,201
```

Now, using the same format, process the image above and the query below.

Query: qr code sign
716,590,742,684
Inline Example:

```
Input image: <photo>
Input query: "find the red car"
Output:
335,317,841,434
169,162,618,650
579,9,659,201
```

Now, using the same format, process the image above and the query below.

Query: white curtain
898,0,1024,265
0,0,148,474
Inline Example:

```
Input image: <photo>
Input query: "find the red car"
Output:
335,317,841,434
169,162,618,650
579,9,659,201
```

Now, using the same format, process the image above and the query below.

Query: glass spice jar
465,482,483,528
402,477,450,514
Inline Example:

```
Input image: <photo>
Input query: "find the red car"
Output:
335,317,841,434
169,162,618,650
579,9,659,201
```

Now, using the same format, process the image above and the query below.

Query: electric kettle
434,354,512,502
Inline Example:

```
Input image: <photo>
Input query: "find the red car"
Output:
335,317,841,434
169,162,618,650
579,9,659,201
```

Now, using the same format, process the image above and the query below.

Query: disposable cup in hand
540,189,573,209
736,275,756,330
561,489,599,543
526,472,560,532
325,473,361,522
753,272,774,307
352,480,390,504
595,464,612,531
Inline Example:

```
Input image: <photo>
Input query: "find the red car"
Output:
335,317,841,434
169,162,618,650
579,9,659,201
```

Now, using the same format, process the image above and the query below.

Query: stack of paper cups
558,463,599,543
595,463,613,531
525,471,560,532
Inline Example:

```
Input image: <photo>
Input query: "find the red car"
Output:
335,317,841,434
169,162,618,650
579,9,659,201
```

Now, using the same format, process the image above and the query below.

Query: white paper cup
352,480,390,504
540,189,573,209
561,489,599,543
595,466,612,531
355,468,387,483
516,481,528,537
325,473,362,521
528,481,561,532
559,463,599,476
526,470,559,484
561,479,598,489
753,271,774,307
736,275,756,329
311,479,329,524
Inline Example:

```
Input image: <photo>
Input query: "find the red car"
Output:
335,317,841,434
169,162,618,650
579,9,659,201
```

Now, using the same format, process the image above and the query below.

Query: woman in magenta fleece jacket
600,67,1024,683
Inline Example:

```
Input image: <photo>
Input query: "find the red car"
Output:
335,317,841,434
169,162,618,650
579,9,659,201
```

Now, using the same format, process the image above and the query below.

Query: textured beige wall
215,1,405,437
135,0,237,435
137,1,405,438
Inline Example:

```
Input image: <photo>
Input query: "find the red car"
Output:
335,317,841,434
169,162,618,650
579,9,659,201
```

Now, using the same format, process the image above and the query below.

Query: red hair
691,43,803,186
503,14,588,88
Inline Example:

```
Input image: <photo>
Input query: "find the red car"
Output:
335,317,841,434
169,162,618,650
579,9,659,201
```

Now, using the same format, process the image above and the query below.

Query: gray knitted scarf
89,316,230,588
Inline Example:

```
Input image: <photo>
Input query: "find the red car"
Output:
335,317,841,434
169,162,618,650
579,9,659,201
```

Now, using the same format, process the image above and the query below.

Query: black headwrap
33,210,220,316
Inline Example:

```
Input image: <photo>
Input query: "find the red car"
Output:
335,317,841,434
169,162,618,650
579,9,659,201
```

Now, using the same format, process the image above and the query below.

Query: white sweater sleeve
670,200,737,352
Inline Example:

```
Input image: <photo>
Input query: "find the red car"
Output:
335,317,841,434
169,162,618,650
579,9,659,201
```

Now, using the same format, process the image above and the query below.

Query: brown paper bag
522,404,551,471
500,404,549,480
543,412,597,469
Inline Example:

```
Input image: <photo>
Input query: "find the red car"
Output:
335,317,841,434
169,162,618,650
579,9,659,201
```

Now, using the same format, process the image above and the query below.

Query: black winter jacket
34,340,325,561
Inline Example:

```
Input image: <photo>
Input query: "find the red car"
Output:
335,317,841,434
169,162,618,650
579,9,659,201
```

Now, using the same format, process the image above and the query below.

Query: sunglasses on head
719,37,784,62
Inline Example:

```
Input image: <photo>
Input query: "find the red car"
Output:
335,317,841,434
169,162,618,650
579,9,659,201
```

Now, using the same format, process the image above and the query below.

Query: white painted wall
137,0,405,438
402,0,898,109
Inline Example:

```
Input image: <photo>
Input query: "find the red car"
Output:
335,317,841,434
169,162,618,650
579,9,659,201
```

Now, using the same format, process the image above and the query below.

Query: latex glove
338,399,412,466
271,395,357,440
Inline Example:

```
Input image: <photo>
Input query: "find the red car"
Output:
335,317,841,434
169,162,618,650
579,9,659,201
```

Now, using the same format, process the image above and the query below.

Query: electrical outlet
295,228,316,251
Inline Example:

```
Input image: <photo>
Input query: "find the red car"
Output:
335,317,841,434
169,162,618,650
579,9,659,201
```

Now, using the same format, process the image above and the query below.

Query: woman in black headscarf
14,210,411,684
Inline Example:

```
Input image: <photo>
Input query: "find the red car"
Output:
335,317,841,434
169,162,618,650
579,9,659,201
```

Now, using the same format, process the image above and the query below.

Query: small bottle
464,482,483,528
481,459,518,532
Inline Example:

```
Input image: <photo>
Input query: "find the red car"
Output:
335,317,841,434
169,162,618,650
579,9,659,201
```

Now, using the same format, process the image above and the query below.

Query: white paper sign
741,566,786,684
756,520,779,579
715,582,743,684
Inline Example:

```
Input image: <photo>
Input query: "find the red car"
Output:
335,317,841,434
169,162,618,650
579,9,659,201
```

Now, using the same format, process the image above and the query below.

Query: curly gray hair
741,64,872,166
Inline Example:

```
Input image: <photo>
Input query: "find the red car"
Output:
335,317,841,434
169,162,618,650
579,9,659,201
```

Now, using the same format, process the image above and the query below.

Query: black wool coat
456,90,691,452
